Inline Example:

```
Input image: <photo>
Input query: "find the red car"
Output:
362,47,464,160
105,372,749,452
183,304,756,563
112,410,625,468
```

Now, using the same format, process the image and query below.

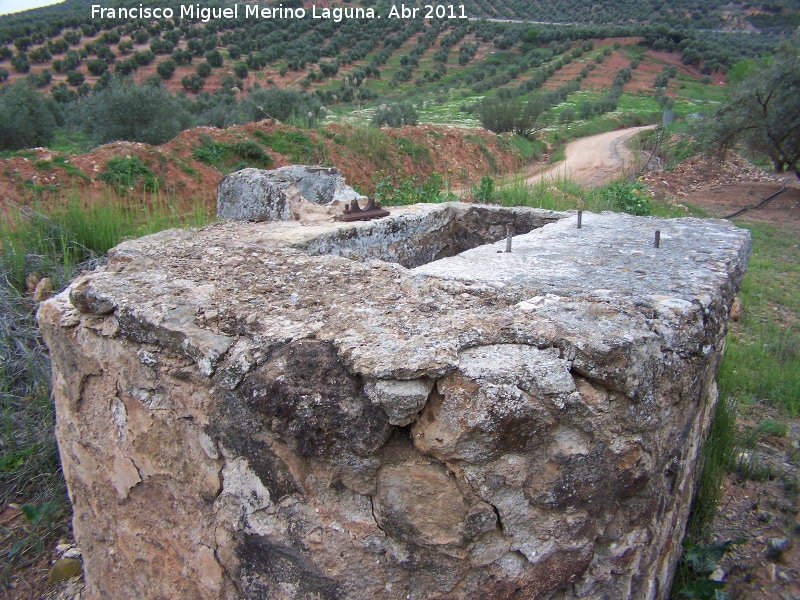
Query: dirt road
527,125,655,186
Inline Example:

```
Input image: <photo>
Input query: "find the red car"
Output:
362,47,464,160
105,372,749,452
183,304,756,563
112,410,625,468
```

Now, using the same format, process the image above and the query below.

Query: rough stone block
216,165,364,222
38,205,750,599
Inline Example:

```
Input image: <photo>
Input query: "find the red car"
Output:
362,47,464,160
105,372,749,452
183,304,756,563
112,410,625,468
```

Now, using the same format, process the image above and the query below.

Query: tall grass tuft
1,190,213,583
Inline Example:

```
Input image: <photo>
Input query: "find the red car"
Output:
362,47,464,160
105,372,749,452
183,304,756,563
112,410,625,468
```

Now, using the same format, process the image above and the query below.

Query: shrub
74,77,190,145
11,53,30,73
559,107,576,123
605,179,651,215
205,49,223,68
66,70,85,86
196,61,212,78
371,101,418,127
86,58,107,76
97,155,160,192
478,97,545,137
0,81,62,150
157,59,176,80
133,50,156,66
0,67,8,83
234,63,249,79
244,87,321,122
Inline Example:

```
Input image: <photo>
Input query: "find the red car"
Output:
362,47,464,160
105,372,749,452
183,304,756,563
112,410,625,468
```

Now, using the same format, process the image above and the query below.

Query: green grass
673,219,799,597
252,129,326,165
193,135,276,173
484,173,686,218
717,222,800,414
1,191,213,583
329,122,394,165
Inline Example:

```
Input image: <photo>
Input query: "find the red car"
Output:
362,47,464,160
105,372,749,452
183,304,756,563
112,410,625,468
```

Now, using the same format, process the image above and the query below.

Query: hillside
0,120,522,213
0,0,794,146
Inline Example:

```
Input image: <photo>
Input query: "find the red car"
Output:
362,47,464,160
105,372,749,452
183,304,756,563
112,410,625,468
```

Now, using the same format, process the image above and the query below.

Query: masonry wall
38,205,750,599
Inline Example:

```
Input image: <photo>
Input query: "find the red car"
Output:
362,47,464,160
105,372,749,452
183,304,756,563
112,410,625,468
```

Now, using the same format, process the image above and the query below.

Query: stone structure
38,201,750,599
216,166,364,222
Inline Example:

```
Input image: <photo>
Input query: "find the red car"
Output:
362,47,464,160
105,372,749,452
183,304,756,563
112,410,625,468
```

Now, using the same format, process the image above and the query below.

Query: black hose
722,179,788,219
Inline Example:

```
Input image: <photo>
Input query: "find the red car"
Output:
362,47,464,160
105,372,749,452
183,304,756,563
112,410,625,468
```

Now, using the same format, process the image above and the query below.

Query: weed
330,123,392,165
252,129,323,164
395,137,431,164
374,172,455,206
193,134,275,172
465,134,499,173
472,175,496,203
672,539,744,599
98,155,161,193
51,155,91,181
685,395,739,541
604,179,652,215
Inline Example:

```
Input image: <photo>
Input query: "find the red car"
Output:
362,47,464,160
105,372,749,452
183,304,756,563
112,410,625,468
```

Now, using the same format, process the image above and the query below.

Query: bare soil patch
642,154,800,230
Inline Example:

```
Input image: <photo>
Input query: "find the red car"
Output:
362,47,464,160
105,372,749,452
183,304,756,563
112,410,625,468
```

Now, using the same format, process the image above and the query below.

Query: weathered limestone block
38,204,750,599
216,165,363,222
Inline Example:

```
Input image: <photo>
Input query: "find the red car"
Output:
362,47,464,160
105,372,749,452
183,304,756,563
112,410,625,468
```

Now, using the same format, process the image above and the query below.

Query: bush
74,77,190,145
244,87,321,122
233,62,249,79
133,50,156,66
371,101,418,127
66,70,85,86
0,81,62,150
559,107,576,123
605,179,651,215
205,49,223,68
157,59,176,80
11,53,30,73
0,67,8,83
182,74,205,93
196,61,212,78
478,97,545,136
86,58,107,76
97,155,160,192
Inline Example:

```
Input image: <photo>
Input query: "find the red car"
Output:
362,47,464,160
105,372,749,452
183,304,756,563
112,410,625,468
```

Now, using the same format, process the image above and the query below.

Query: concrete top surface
62,203,751,395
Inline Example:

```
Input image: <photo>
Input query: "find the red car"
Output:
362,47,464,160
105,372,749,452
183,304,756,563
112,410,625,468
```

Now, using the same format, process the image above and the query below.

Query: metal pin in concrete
505,224,513,252
654,230,661,248
577,210,582,229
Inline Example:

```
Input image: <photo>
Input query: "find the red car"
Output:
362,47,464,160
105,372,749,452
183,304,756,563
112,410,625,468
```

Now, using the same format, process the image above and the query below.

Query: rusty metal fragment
335,197,390,222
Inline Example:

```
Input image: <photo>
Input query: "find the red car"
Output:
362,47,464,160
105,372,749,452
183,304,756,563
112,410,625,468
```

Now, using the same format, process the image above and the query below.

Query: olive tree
709,45,800,178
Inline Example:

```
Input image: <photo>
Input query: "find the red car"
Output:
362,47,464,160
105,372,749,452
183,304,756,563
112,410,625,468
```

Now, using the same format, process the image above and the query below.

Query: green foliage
182,74,204,93
672,540,742,599
65,69,83,86
371,101,419,127
205,48,223,68
706,44,800,177
716,223,800,413
685,396,739,542
192,134,274,172
604,179,651,215
0,81,62,151
97,155,160,193
74,77,191,146
244,87,321,123
472,175,496,202
252,129,321,164
374,172,456,206
233,62,249,79
197,61,212,78
478,97,545,137
157,58,176,80
394,137,431,163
